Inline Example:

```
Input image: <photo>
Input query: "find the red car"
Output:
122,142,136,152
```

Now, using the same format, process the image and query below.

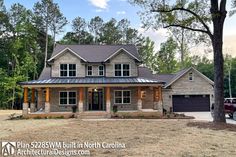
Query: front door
89,89,104,110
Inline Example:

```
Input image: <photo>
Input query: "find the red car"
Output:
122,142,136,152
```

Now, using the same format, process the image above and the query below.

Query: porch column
137,87,142,110
37,88,43,110
153,87,158,110
106,87,111,113
23,87,28,115
30,88,36,113
78,87,84,112
157,86,163,112
45,87,50,113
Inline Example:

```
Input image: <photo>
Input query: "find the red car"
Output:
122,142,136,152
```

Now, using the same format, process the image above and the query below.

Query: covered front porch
21,85,164,118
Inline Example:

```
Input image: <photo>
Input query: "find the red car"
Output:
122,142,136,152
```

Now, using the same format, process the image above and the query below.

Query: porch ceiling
19,77,165,88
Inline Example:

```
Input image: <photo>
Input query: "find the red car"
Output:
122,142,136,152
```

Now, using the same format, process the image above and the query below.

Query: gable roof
162,67,214,88
48,44,140,63
38,67,51,80
48,47,87,62
154,74,175,84
138,66,156,80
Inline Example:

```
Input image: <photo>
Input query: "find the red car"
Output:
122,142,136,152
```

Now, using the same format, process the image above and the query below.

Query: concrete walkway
178,112,236,124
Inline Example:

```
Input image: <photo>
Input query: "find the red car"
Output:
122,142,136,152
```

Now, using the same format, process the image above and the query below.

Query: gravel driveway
179,112,236,124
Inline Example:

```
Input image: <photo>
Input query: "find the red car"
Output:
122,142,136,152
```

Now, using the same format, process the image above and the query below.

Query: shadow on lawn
187,121,236,132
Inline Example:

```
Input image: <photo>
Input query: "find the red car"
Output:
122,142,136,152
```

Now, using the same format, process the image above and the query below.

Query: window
115,64,122,76
114,90,131,104
60,64,67,77
123,64,130,76
189,72,193,81
87,65,93,76
59,91,77,105
98,65,104,76
115,91,122,104
114,64,130,77
60,64,76,77
69,64,76,77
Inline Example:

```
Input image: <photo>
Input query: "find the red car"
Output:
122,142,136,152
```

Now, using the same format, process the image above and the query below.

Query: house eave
20,82,165,88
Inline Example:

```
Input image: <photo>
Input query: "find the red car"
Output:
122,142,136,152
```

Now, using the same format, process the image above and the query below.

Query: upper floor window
114,64,130,77
60,64,76,77
87,65,93,76
189,72,193,81
98,65,104,76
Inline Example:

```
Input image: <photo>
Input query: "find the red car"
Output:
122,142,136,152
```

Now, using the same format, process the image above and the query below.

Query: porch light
94,88,98,92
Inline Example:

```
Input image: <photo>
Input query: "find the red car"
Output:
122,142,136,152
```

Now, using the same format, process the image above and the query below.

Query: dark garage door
173,95,210,112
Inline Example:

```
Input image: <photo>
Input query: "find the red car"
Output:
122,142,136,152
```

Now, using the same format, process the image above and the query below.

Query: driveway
180,112,236,124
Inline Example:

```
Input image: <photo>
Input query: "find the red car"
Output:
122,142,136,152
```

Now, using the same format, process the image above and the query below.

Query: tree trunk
12,87,15,109
44,3,49,68
181,28,184,67
44,22,48,68
228,62,232,98
211,1,227,122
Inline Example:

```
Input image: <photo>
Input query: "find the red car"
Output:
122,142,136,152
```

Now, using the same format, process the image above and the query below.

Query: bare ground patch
187,121,236,132
0,118,236,157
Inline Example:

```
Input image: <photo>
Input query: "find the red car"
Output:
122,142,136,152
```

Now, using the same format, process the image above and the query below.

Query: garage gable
170,68,213,94
165,67,213,88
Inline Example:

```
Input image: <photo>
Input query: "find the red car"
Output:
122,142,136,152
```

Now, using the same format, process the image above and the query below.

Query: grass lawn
0,110,236,157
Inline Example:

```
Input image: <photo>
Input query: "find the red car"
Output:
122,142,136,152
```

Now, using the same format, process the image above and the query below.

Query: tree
33,0,63,67
224,54,233,98
195,56,214,81
49,3,67,48
117,19,130,44
129,0,234,123
99,18,121,44
88,16,103,43
2,3,39,109
126,28,139,44
138,37,156,71
156,37,179,73
72,16,87,44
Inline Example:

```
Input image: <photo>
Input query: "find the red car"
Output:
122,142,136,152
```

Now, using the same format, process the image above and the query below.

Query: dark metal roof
19,77,165,86
50,44,140,62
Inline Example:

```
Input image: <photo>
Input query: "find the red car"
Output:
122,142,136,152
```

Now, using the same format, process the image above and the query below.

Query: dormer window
189,72,193,81
60,64,76,77
98,65,104,76
115,64,130,77
87,65,93,76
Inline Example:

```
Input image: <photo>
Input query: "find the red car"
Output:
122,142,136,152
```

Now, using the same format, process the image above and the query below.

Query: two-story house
20,44,214,118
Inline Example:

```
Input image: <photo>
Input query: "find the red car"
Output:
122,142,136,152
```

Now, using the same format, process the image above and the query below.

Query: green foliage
63,16,142,45
138,37,156,71
156,37,179,73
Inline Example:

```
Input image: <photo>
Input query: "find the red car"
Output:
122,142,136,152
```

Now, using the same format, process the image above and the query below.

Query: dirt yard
1,110,236,157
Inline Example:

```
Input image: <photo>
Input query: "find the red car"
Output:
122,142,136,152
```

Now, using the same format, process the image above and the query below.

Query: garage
173,95,210,112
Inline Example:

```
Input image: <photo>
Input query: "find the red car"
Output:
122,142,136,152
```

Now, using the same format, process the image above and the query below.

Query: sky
4,0,236,57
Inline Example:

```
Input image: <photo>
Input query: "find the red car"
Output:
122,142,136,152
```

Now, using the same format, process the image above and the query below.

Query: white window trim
189,72,194,81
59,91,77,106
113,63,131,77
87,65,93,76
59,64,77,77
98,65,104,76
114,90,131,104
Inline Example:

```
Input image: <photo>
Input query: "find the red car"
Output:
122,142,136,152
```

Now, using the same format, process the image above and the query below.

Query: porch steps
78,111,110,119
